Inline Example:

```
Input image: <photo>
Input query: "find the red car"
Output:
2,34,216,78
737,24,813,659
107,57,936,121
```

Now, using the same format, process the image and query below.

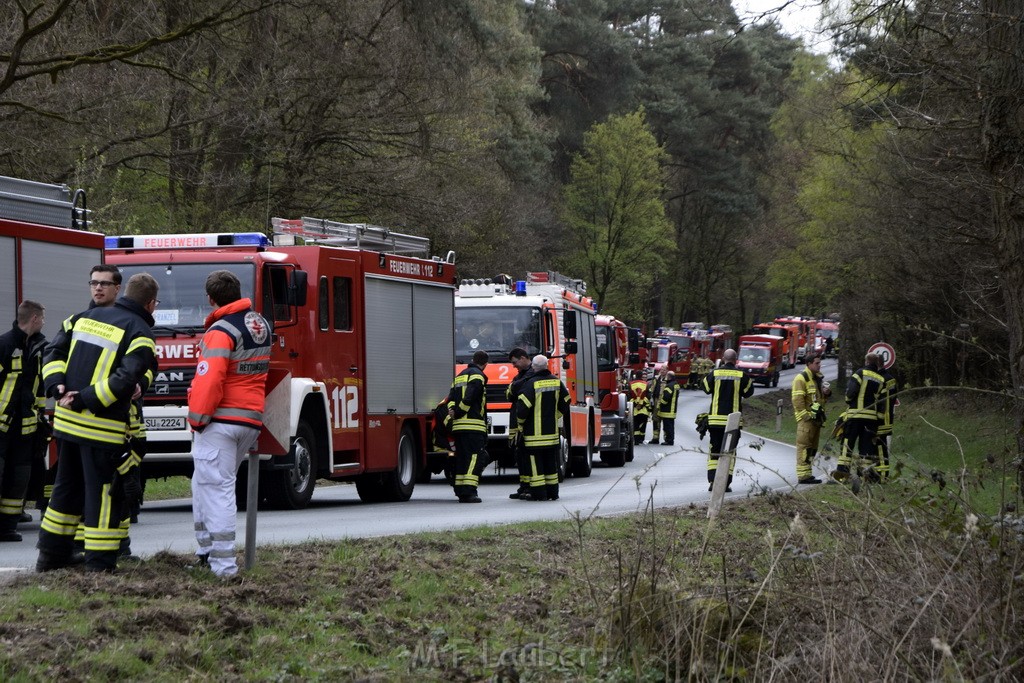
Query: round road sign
868,342,896,369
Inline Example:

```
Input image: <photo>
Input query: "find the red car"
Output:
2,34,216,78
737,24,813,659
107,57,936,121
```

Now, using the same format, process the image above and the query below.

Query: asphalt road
1,359,838,575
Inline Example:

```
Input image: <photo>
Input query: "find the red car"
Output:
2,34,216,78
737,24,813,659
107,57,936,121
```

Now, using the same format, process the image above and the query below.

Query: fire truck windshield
455,306,541,363
739,347,769,363
595,325,615,371
115,263,256,328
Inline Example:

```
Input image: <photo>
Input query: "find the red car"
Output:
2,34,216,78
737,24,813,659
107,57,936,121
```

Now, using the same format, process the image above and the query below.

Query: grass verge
3,392,1020,680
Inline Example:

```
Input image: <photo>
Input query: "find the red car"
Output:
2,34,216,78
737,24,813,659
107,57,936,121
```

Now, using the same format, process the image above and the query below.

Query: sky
731,0,835,53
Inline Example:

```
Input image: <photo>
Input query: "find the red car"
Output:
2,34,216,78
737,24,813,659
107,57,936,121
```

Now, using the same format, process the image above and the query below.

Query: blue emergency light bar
515,280,527,296
104,233,270,249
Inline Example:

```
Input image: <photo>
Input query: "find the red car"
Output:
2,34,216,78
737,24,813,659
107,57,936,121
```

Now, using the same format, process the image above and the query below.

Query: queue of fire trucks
2,174,839,510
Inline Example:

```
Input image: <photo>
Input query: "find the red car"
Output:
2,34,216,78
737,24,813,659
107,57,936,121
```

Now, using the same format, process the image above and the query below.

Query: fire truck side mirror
627,328,640,353
562,309,578,340
288,270,308,306
628,353,640,364
563,340,578,355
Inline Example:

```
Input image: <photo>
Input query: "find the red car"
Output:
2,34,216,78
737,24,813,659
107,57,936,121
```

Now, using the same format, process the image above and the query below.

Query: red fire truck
736,334,784,387
775,316,818,362
106,217,457,509
0,175,101,338
1,175,102,483
595,314,640,466
452,272,601,478
752,322,799,368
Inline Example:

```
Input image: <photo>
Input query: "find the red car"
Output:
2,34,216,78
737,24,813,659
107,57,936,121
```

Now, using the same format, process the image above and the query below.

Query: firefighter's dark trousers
38,440,127,571
706,425,738,487
837,417,878,479
632,412,648,444
658,416,676,445
0,422,32,534
453,431,487,499
512,434,530,493
527,445,560,500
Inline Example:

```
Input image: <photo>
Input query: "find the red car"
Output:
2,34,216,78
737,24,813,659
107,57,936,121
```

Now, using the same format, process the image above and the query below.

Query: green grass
142,475,192,501
3,392,1021,680
744,387,1018,516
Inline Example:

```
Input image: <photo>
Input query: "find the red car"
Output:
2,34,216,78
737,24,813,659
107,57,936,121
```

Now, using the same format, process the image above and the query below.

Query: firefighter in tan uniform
447,350,489,503
791,353,830,485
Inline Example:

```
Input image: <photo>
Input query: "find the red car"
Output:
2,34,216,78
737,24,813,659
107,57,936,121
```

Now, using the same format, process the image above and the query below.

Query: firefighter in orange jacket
187,270,271,577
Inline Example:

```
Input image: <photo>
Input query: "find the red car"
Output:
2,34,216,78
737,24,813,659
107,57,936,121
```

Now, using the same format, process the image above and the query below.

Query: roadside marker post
244,449,259,570
708,411,741,519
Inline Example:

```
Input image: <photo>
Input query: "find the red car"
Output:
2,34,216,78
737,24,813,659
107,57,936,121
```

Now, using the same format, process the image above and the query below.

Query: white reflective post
244,449,259,570
708,411,741,519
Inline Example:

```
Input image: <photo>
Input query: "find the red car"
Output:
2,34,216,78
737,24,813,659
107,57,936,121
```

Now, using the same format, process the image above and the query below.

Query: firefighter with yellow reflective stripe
506,348,535,499
701,348,754,491
36,274,158,573
874,365,898,481
516,355,570,501
629,372,650,444
833,353,886,482
447,350,489,503
0,301,46,542
655,371,680,446
791,353,831,485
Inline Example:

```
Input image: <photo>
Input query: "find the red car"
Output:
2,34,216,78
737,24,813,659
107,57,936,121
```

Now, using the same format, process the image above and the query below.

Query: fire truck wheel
772,371,780,388
569,444,593,478
264,421,317,510
356,426,417,503
625,436,635,463
601,449,626,468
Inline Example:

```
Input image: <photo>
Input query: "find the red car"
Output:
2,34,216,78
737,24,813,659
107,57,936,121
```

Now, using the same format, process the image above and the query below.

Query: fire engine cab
452,272,601,478
106,217,457,509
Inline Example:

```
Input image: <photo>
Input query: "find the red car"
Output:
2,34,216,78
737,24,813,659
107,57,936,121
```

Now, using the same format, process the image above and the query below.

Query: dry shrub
597,485,1023,680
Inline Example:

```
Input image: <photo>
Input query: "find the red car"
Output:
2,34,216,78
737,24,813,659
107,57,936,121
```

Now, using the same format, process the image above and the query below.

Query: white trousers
191,422,259,577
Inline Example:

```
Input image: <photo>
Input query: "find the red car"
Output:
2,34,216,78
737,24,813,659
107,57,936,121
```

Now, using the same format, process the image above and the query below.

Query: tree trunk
981,0,1024,455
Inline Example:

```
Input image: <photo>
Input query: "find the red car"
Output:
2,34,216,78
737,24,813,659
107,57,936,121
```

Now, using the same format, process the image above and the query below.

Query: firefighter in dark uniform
875,364,898,480
0,301,47,541
516,354,570,501
506,347,535,499
655,371,680,446
447,350,489,503
834,353,886,482
36,274,158,572
648,367,667,444
629,371,650,444
701,348,754,492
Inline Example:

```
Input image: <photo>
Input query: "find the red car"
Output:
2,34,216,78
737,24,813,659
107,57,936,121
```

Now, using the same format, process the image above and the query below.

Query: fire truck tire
601,449,626,468
569,418,594,478
356,426,417,503
626,436,635,462
772,371,780,388
264,421,317,510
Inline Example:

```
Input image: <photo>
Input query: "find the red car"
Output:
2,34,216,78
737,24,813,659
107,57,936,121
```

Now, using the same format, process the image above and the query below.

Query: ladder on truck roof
271,216,432,256
0,175,90,230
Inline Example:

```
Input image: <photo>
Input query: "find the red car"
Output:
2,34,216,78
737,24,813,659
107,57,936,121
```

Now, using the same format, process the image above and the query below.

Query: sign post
867,342,896,369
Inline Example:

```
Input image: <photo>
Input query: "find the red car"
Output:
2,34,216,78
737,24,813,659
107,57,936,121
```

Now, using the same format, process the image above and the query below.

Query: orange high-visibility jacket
188,298,271,431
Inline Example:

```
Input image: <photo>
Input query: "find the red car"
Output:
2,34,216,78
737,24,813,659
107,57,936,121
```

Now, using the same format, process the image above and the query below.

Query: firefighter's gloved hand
115,450,143,476
121,467,143,507
128,436,147,461
810,402,826,424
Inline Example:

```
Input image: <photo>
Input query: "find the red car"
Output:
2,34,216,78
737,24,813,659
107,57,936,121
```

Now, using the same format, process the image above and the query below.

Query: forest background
2,0,1023,450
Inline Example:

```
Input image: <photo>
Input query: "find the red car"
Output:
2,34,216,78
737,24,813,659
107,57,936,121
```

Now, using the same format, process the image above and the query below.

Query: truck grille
146,366,196,401
486,384,511,405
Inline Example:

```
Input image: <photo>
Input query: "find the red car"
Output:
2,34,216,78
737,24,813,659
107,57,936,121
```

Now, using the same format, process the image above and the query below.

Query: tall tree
561,109,673,317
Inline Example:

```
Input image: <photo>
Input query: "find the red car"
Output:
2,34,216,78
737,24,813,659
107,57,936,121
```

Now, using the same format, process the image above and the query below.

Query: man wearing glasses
88,265,122,307
36,273,159,573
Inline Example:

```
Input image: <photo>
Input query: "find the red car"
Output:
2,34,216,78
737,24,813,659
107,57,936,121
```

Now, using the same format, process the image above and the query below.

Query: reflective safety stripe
0,497,23,515
40,506,82,537
212,407,263,422
53,405,130,445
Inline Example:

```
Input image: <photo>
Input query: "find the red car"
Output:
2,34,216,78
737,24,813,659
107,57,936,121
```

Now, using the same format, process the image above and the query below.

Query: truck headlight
601,424,616,436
